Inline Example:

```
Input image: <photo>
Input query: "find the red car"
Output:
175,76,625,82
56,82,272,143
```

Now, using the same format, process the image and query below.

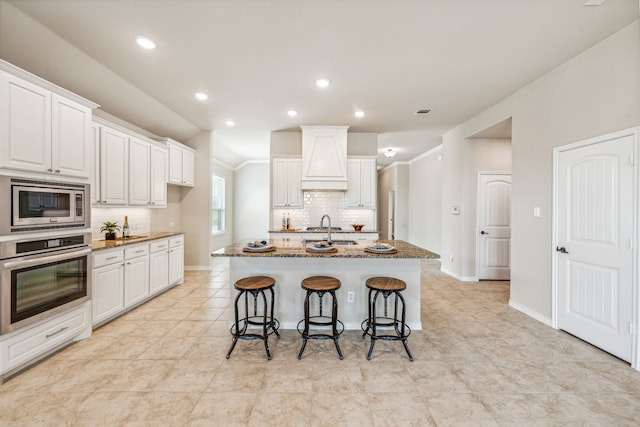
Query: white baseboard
508,300,553,327
439,266,461,280
461,275,479,282
185,265,211,271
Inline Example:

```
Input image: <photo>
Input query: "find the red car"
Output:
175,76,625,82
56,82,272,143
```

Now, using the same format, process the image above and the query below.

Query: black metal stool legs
297,289,344,360
361,287,413,362
227,284,280,361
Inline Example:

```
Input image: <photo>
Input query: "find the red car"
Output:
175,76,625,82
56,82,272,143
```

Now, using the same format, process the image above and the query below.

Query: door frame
475,171,512,281
552,127,639,370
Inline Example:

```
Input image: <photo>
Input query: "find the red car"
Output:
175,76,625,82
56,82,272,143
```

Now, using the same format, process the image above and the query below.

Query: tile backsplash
91,207,151,240
273,191,375,231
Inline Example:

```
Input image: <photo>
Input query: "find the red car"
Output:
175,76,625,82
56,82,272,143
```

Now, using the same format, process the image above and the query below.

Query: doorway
476,173,511,280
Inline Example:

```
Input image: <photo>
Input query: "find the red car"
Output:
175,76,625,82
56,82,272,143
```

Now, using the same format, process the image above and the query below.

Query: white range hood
300,125,349,191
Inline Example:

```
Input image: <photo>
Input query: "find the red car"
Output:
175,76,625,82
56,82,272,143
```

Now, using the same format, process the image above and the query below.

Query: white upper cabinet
99,125,128,205
93,118,168,207
0,67,96,178
272,157,302,208
164,138,195,187
51,94,92,177
128,137,151,206
346,158,377,208
149,145,168,206
300,126,348,190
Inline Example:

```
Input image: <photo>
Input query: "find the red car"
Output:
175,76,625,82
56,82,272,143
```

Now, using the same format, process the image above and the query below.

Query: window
211,174,225,234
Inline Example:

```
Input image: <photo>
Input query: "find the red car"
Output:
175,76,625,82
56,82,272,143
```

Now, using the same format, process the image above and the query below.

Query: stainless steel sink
304,239,358,245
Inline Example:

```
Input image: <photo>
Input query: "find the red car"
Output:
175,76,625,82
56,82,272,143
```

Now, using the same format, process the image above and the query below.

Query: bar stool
226,275,280,360
361,276,413,361
297,276,344,360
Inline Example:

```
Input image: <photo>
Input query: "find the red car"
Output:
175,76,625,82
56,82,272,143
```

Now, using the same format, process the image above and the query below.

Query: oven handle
1,247,91,269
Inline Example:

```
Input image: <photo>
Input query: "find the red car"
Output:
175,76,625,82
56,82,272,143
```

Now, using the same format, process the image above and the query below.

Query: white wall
233,161,270,241
439,21,640,320
408,146,443,255
180,132,212,269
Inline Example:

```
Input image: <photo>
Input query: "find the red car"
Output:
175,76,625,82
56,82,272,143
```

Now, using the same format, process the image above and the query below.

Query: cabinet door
182,148,195,187
90,123,100,204
92,263,125,325
149,246,169,295
287,158,302,208
99,126,128,205
124,255,149,308
272,158,289,207
128,137,150,206
168,244,184,285
273,158,302,208
150,145,167,206
168,142,183,184
51,94,91,178
359,158,376,208
346,159,362,207
0,71,52,173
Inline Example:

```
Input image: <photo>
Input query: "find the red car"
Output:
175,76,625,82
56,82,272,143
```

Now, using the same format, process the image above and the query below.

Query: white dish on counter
245,244,274,252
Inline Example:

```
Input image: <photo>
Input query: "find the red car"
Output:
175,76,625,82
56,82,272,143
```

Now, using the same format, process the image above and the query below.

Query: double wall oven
0,177,91,335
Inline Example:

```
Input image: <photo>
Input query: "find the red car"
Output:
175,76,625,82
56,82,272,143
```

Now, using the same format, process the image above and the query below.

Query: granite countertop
91,231,184,251
269,229,379,234
211,238,439,259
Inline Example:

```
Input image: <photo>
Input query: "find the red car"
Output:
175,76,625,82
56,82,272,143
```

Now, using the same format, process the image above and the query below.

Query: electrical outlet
347,291,355,303
449,255,454,262
169,222,175,228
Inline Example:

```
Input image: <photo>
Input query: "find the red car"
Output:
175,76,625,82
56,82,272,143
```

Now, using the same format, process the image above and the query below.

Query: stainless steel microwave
0,176,90,234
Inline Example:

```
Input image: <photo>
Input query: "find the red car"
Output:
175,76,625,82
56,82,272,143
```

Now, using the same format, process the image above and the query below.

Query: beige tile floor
1,258,640,426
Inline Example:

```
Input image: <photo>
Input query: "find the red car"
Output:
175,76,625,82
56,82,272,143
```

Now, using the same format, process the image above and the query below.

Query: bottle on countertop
123,216,130,238
286,213,291,230
282,213,286,230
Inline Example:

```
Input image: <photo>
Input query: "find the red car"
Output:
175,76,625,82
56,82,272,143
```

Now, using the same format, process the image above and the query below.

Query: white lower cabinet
91,235,184,326
124,245,150,308
149,240,170,295
92,249,125,325
0,302,91,376
168,236,185,285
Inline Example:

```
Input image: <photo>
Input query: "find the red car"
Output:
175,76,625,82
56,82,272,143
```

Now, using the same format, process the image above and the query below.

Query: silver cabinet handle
106,255,119,261
46,326,69,339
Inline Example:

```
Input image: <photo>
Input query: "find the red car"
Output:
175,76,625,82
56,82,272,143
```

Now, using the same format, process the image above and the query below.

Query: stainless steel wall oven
0,232,92,335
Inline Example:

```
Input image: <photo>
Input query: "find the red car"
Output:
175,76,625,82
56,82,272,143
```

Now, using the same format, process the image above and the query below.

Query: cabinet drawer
93,249,124,268
1,303,90,373
125,244,149,259
169,236,184,247
150,239,169,253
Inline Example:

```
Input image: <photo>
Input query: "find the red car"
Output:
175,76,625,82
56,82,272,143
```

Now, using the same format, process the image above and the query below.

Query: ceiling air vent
414,109,431,115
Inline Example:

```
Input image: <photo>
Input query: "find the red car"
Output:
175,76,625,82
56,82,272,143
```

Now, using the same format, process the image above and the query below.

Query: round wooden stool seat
234,275,275,291
301,276,341,292
365,276,406,292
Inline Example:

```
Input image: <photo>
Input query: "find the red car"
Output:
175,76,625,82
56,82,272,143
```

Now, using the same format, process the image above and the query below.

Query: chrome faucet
320,214,332,244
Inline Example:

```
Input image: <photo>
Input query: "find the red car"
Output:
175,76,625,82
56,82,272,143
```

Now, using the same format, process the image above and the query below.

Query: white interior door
556,132,635,362
477,173,511,280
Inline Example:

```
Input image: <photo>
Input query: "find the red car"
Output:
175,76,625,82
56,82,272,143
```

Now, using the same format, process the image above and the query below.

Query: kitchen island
211,238,438,330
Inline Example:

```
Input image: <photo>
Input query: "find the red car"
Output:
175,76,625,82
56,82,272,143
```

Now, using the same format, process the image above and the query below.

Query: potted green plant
100,221,121,240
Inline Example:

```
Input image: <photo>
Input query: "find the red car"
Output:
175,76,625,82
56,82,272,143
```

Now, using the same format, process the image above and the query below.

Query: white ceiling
2,0,637,167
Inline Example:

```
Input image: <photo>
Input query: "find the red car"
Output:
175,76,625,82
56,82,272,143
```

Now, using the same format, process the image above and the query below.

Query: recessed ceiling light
135,35,157,50
355,111,365,118
195,92,208,101
316,78,330,88
584,0,606,5
225,120,235,127
287,110,298,117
